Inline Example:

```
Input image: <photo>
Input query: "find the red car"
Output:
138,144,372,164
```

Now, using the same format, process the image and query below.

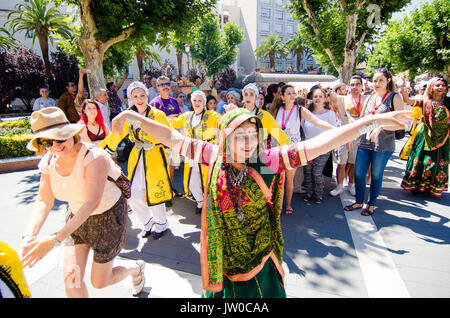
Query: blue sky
390,0,433,20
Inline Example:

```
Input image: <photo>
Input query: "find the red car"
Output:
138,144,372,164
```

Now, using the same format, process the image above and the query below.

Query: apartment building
220,0,319,75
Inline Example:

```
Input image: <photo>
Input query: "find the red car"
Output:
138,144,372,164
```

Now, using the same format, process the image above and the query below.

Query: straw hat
26,107,85,152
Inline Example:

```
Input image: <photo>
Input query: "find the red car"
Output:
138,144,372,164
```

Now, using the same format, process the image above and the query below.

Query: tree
0,28,16,52
255,34,289,72
287,0,411,83
57,0,215,94
6,0,72,79
366,0,449,80
286,30,308,72
133,42,162,80
50,48,81,98
189,13,244,78
0,46,46,112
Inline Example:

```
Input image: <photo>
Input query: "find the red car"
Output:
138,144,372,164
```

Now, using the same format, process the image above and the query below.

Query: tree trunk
338,14,366,84
78,37,107,93
269,53,275,72
136,51,144,80
176,51,183,77
296,47,303,72
37,33,51,81
77,0,135,95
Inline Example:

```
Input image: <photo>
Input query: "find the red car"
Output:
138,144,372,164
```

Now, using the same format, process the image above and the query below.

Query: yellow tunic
170,110,221,195
254,107,292,146
99,106,174,206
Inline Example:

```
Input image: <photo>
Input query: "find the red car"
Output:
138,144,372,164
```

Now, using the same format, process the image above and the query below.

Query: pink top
38,142,122,215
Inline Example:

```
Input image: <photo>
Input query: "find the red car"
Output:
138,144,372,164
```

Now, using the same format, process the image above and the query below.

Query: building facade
220,0,319,75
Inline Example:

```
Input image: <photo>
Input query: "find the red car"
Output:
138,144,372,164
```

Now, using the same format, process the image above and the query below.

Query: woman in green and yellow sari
398,77,449,197
109,105,412,298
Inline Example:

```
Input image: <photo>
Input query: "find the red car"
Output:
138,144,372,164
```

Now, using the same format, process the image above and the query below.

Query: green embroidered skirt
203,259,286,298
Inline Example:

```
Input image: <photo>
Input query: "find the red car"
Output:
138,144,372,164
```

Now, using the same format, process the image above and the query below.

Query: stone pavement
0,139,449,298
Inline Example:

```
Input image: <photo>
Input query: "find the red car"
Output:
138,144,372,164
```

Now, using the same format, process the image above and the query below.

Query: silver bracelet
358,120,379,135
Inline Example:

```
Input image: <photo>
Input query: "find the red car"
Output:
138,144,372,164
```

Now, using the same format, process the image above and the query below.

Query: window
274,23,284,34
261,8,271,18
260,22,271,33
276,0,284,6
286,24,294,35
275,10,284,20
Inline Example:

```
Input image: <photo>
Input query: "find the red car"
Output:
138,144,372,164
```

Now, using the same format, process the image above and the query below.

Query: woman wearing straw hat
99,81,174,240
19,107,146,297
109,104,411,297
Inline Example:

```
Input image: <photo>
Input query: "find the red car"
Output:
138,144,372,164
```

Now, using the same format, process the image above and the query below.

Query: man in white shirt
329,75,369,197
33,87,56,111
147,77,159,103
94,88,111,131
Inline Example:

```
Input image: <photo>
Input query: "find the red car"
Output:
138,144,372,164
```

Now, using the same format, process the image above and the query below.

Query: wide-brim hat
26,107,85,152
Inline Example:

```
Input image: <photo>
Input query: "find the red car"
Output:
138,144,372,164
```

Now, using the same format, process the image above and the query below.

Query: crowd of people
17,66,448,298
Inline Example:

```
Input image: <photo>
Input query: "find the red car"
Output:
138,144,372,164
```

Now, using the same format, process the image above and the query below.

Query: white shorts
333,138,359,165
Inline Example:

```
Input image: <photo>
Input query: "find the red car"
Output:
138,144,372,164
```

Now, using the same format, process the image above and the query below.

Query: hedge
0,120,34,159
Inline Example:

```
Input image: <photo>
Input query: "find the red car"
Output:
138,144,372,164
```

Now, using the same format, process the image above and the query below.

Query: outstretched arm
112,110,184,150
304,110,411,161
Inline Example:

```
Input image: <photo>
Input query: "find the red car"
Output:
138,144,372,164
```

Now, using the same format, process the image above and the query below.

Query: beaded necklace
226,163,248,224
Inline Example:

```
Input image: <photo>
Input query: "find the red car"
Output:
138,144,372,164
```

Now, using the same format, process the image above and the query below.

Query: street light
184,44,191,73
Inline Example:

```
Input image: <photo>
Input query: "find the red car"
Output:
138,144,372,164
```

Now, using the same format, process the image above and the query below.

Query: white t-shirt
147,87,160,103
303,110,338,140
275,106,301,143
97,101,111,130
33,97,56,111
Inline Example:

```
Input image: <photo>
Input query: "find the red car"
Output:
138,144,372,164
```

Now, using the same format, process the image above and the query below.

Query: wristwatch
52,233,62,247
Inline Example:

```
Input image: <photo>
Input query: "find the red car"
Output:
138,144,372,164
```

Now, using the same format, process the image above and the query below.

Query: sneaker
329,185,344,197
348,183,356,196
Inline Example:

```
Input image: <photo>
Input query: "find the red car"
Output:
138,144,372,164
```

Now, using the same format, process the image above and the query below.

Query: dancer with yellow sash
99,81,173,239
169,90,221,213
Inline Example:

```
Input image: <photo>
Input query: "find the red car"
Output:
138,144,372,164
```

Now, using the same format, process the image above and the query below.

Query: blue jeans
354,148,393,205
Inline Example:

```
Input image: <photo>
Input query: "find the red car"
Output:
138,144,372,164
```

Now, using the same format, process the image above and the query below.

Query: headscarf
242,83,260,107
127,81,149,107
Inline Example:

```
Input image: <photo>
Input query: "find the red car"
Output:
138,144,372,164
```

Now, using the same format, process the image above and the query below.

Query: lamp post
184,43,191,74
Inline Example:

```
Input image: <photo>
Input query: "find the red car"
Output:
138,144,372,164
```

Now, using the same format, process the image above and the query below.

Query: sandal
132,260,146,296
303,195,312,202
361,204,375,216
285,206,294,215
315,197,323,205
344,202,363,211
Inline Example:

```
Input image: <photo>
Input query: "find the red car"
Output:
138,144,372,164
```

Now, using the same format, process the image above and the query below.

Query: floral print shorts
69,195,128,264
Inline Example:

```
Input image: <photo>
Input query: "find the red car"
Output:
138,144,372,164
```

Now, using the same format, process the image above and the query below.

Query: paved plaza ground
1,139,449,299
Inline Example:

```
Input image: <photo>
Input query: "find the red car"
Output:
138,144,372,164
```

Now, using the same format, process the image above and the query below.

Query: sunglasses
158,82,171,87
38,139,67,148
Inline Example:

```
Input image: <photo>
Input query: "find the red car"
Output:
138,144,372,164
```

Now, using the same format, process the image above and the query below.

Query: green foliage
255,34,289,71
6,0,72,46
0,135,34,159
0,120,33,158
189,13,244,77
287,0,412,78
366,0,449,79
0,28,16,52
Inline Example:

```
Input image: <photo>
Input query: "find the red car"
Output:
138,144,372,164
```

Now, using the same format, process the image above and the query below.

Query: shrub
0,134,34,159
0,119,34,158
